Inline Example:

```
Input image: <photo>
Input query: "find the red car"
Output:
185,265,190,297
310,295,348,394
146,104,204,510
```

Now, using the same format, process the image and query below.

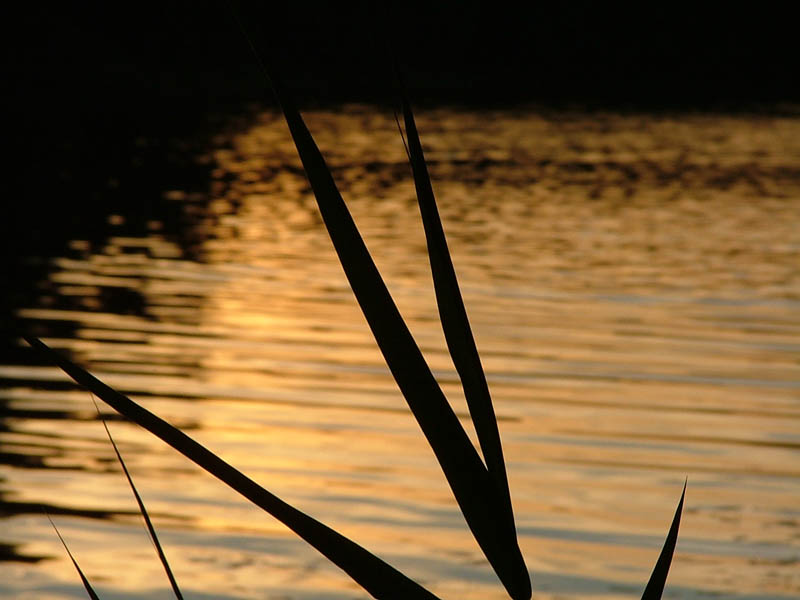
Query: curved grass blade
230,17,530,599
94,400,183,600
396,77,515,536
45,512,100,600
642,481,686,599
25,336,441,600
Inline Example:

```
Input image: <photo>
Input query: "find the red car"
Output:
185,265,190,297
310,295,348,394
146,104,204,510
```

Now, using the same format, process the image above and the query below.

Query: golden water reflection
2,106,799,599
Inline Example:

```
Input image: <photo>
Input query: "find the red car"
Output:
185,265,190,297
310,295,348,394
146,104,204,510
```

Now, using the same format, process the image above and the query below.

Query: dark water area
2,102,799,598
2,87,239,560
3,101,213,378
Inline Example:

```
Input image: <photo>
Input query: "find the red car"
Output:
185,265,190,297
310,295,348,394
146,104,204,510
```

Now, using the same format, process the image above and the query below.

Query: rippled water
2,106,799,599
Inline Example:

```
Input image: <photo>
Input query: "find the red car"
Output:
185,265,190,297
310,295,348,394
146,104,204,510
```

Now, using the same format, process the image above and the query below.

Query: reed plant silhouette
24,11,685,600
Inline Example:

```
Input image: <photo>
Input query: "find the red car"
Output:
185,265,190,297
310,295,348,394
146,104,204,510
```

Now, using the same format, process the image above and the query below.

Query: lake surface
2,106,799,599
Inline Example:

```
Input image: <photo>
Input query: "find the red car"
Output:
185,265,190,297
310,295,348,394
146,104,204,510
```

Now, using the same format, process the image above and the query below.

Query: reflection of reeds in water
25,20,685,600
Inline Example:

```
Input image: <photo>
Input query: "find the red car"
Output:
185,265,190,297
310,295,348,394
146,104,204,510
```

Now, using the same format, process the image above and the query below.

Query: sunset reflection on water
2,106,799,599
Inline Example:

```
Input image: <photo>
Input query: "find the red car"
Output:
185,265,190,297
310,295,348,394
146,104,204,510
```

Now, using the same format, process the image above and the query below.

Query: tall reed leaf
25,336,441,600
95,402,183,600
231,14,530,599
397,82,515,536
642,482,686,599
45,512,100,600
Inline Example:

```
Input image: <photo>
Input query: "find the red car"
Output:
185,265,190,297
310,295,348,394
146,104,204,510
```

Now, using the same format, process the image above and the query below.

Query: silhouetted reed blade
93,397,184,600
25,10,685,600
45,512,100,600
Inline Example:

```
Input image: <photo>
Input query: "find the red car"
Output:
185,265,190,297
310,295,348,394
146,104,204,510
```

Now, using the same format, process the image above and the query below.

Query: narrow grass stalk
642,481,686,599
231,12,530,599
395,75,516,538
25,336,440,600
93,399,183,600
45,512,100,600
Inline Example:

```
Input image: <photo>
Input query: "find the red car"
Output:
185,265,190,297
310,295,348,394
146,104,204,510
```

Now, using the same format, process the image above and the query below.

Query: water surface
2,106,799,599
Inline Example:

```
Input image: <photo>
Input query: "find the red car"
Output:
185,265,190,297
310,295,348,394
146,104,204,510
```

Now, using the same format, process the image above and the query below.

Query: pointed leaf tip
45,512,100,600
642,481,686,600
